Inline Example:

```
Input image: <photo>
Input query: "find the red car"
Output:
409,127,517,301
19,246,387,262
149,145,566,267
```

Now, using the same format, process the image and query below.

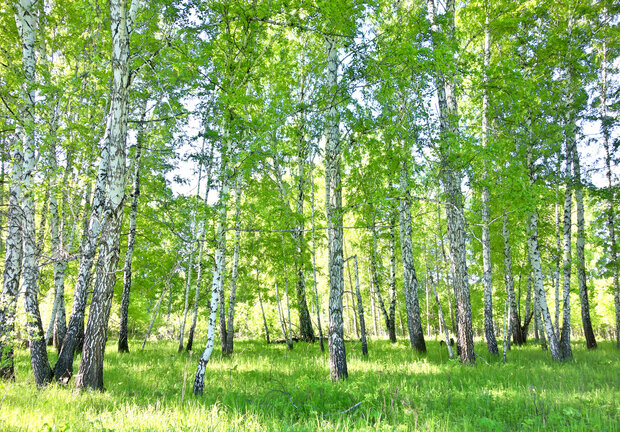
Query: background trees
0,0,618,393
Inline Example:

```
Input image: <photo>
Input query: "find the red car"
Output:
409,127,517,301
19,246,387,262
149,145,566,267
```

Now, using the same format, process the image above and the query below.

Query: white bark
76,0,137,390
193,154,228,395
324,36,347,380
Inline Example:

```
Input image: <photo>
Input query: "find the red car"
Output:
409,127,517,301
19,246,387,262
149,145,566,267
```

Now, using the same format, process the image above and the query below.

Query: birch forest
0,0,619,430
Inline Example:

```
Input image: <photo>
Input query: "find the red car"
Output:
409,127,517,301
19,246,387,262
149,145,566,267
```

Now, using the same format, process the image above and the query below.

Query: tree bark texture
324,37,347,380
398,161,426,352
118,107,146,353
76,0,137,391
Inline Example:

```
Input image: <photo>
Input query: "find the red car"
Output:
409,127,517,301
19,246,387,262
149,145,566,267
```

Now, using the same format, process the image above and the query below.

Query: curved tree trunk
193,148,229,395
75,0,137,391
352,256,368,356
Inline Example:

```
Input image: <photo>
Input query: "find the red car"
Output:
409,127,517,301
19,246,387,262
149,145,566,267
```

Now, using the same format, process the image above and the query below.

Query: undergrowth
0,338,618,431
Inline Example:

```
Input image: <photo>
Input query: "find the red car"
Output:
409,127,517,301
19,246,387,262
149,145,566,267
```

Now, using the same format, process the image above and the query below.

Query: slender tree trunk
386,221,397,343
54,128,109,383
187,140,215,353
399,161,425,352
142,261,179,350
371,213,392,338
324,36,347,380
352,256,368,356
186,225,203,353
256,263,270,344
309,157,324,350
76,0,138,390
431,273,453,359
118,106,146,353
427,0,474,364
502,211,524,345
560,139,573,359
571,146,596,348
178,250,194,353
524,273,532,341
555,193,562,336
193,151,228,395
526,142,563,361
224,181,242,355
481,9,498,355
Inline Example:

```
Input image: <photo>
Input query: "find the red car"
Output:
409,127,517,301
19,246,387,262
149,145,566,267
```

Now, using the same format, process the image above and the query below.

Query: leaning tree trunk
427,0,474,364
324,36,347,380
398,161,426,352
388,220,397,343
193,149,228,396
571,144,597,349
75,0,137,391
118,106,146,353
526,140,563,361
480,10,498,355
54,134,109,383
600,34,620,349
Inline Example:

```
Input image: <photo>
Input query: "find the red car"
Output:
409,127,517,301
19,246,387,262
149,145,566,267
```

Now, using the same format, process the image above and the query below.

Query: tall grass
0,338,618,431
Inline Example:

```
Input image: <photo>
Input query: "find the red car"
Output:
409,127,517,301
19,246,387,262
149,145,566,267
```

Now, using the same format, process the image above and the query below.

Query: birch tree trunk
76,0,138,391
256,263,270,344
178,248,194,353
309,157,324,351
427,0,474,364
431,273,453,359
324,36,347,380
398,161,426,352
526,142,563,361
502,211,524,345
352,256,368,356
560,138,573,360
0,34,25,384
54,122,109,383
571,145,597,349
224,180,242,355
118,106,146,353
193,154,228,395
388,220,397,342
187,140,215,352
371,212,392,338
12,0,52,386
554,193,561,335
481,9,498,355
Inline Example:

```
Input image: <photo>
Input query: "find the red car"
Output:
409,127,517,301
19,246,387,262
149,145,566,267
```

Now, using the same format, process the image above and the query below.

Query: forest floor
0,338,618,431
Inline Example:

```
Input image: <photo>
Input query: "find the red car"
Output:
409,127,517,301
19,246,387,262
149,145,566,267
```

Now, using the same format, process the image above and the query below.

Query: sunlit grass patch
0,338,618,431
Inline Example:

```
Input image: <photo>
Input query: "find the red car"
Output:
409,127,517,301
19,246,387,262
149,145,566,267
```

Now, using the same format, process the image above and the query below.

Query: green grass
0,338,618,431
